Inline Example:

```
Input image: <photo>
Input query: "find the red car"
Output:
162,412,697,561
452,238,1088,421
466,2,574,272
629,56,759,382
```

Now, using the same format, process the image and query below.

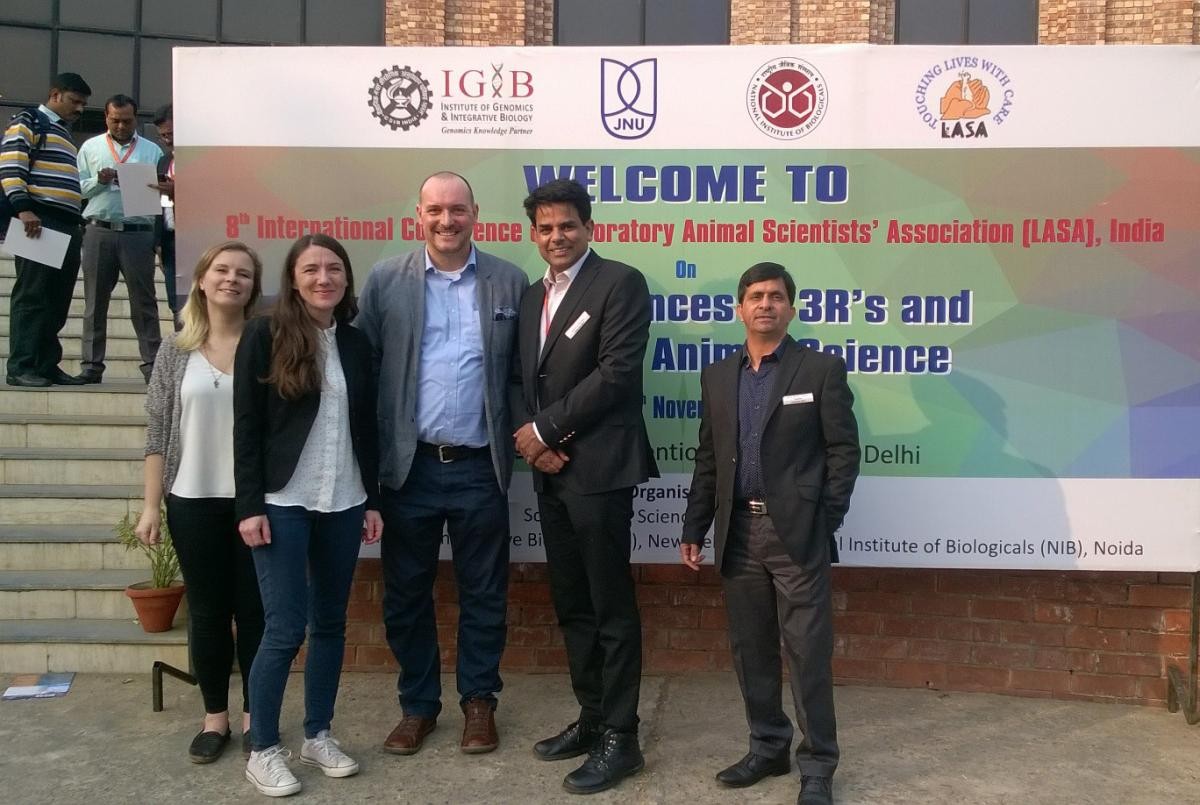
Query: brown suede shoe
383,715,437,755
461,699,498,754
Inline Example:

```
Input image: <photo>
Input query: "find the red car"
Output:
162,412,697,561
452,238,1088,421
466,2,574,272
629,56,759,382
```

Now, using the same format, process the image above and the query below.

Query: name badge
782,393,814,405
565,311,591,339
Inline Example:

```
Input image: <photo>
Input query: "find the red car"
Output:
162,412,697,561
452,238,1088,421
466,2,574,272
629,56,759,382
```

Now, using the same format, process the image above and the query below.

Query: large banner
175,45,1200,570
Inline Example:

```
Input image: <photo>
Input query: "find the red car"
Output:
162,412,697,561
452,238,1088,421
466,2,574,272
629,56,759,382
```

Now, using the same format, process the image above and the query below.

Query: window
0,0,384,138
557,0,730,46
896,0,1037,45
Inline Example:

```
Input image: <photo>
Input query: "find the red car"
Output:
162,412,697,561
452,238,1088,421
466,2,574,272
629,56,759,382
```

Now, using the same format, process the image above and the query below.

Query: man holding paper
75,94,163,384
0,72,92,387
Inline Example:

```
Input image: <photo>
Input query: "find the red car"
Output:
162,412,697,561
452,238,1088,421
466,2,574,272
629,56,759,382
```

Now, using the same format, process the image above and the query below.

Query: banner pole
1166,572,1200,725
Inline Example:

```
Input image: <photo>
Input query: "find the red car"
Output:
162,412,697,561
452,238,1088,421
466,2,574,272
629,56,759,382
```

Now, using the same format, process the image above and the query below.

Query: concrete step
0,315,174,339
0,618,188,673
2,352,148,379
0,524,142,570
0,568,154,619
0,484,142,525
0,274,167,297
0,414,146,449
0,383,147,417
0,447,144,485
1,334,147,360
64,296,174,320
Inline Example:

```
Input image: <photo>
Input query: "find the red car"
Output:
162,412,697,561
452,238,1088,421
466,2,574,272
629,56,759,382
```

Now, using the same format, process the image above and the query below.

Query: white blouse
265,323,366,513
171,350,235,499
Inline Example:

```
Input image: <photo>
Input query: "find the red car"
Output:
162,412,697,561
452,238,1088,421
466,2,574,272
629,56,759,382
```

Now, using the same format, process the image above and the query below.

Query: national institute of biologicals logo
368,65,432,131
746,57,827,140
600,57,657,140
913,56,1015,140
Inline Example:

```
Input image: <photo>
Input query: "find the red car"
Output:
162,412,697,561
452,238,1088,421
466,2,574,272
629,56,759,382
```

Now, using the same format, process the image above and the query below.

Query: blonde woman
137,240,265,763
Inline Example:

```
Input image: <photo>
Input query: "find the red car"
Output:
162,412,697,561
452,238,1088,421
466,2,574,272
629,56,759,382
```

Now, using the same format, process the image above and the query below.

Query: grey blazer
353,247,529,492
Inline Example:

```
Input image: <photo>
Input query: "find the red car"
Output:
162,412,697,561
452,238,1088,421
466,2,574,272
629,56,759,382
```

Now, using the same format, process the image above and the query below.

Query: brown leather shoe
461,699,498,754
383,715,437,755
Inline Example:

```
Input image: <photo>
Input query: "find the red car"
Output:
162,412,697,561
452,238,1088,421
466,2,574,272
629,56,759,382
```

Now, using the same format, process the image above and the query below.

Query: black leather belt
416,441,488,464
734,499,769,515
88,219,154,232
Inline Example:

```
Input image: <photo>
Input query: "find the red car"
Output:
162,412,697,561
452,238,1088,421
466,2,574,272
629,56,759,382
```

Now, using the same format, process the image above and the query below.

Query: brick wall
340,560,1192,707
1040,0,1196,42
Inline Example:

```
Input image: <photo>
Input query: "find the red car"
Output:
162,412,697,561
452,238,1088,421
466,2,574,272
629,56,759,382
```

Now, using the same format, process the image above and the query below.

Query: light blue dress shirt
77,132,163,225
417,247,488,448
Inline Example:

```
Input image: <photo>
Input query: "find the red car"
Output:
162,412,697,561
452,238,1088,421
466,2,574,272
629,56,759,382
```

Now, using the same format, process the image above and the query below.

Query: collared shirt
734,341,786,501
77,132,163,225
265,323,366,512
538,248,590,354
416,246,487,448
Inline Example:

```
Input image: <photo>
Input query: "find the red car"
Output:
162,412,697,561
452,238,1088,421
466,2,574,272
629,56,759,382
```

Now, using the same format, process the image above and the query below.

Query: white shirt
171,350,235,499
538,248,590,354
265,324,366,512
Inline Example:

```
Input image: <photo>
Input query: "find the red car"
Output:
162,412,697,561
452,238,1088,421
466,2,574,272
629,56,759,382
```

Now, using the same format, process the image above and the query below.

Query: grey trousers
722,510,838,778
79,224,161,378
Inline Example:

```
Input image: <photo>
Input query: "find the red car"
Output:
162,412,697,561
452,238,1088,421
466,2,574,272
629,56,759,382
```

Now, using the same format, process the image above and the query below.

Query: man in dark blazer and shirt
513,179,658,795
681,262,860,805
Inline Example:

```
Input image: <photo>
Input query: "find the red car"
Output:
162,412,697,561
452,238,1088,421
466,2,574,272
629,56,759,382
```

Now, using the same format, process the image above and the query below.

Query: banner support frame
1166,572,1200,725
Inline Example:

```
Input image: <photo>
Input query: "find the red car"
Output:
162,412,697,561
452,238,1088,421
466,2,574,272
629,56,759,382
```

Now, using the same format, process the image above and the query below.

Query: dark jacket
233,314,379,521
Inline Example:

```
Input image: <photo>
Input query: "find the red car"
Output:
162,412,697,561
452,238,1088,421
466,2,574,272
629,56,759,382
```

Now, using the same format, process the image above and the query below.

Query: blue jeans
380,451,509,718
249,503,363,750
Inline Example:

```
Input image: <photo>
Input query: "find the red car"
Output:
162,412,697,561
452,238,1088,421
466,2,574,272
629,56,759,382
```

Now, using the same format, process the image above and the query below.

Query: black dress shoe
562,729,644,795
716,751,791,788
45,367,87,385
6,373,51,387
534,720,602,761
799,774,834,805
188,728,231,764
242,731,252,759
73,370,103,384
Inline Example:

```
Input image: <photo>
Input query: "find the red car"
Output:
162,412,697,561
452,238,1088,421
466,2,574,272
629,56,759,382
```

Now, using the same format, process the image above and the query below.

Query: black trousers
537,480,641,733
722,510,838,778
167,494,265,714
5,208,81,378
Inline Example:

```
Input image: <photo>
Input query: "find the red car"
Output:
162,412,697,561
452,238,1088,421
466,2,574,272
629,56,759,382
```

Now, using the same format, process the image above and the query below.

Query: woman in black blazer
233,233,382,798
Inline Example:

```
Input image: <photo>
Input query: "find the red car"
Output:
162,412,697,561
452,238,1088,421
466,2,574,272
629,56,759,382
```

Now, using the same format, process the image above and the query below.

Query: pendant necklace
199,346,223,388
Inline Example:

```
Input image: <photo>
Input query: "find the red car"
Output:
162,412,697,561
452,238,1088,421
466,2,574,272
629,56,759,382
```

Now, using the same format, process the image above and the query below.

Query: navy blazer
233,314,380,521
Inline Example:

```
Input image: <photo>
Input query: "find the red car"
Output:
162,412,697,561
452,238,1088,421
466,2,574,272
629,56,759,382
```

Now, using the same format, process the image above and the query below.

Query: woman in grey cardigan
135,240,264,763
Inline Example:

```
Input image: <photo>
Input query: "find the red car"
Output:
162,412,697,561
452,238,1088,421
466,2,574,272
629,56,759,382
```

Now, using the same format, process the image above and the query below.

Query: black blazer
233,315,380,521
514,249,659,494
682,336,860,572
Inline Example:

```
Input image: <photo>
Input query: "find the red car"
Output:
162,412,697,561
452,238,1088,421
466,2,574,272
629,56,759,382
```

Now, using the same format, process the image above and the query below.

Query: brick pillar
386,0,446,44
793,1,873,43
869,0,895,43
525,0,554,44
731,0,794,44
446,0,527,45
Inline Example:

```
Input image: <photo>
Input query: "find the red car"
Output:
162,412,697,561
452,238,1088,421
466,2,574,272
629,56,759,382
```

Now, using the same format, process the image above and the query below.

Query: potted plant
115,506,185,633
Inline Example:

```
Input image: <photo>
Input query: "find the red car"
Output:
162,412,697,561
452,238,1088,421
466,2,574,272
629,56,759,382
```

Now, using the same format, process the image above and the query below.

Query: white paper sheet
0,218,70,268
115,162,163,217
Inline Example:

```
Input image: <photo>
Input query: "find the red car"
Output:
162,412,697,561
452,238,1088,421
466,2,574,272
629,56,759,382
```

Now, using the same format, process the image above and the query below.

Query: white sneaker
300,730,360,778
245,745,302,797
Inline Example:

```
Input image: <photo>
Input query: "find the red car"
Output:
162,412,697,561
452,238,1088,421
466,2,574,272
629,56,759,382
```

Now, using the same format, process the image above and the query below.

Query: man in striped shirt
1,72,92,387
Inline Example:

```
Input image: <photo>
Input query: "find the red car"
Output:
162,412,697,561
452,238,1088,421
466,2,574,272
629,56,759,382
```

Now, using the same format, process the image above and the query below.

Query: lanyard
542,286,553,337
105,133,137,164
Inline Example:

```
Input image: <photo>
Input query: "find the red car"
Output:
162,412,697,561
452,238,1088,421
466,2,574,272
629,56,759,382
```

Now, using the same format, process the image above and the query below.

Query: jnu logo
746,57,828,140
601,58,657,140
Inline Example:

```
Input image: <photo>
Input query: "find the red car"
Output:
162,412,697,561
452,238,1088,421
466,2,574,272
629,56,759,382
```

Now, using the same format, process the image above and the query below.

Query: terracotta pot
125,580,186,633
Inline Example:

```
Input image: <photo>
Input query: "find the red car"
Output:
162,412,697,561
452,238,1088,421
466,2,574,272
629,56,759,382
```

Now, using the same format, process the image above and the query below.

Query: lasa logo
442,64,533,98
600,58,657,140
913,57,1015,140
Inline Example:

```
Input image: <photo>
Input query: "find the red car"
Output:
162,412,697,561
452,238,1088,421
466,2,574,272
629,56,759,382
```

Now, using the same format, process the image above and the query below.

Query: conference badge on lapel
494,305,518,321
565,311,591,339
782,392,814,405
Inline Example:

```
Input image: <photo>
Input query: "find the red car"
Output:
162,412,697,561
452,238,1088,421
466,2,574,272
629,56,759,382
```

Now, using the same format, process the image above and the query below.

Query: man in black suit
680,262,860,805
513,179,657,795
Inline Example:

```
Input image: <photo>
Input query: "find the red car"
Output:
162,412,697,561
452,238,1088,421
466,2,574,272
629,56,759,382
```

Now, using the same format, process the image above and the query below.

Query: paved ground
2,671,1198,804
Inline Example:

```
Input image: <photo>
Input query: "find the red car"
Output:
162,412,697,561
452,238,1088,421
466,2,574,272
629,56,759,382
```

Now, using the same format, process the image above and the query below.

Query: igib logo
914,56,1015,140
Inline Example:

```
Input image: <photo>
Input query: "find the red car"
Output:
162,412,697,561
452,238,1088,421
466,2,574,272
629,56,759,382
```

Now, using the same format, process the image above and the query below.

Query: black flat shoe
716,752,791,787
46,368,87,385
6,373,51,388
188,729,231,764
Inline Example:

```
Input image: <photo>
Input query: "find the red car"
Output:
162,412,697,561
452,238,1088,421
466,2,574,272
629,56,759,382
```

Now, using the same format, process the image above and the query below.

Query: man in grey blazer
354,172,528,757
681,262,860,805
